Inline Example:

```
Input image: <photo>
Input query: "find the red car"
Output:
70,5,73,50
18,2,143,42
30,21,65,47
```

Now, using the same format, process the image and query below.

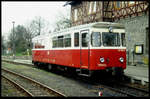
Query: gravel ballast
2,62,99,97
2,77,26,97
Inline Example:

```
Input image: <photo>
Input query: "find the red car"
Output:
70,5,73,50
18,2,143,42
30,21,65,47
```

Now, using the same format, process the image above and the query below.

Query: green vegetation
15,52,24,56
143,57,149,65
15,49,32,56
2,15,71,56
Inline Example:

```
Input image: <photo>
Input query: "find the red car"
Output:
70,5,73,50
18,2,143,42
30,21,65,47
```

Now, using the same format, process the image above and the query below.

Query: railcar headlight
119,57,124,63
100,57,105,63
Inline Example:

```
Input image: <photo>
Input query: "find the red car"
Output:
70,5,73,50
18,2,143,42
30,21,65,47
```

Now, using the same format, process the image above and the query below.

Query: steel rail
72,75,148,97
2,68,66,97
2,75,33,97
117,82,149,93
92,79,149,97
77,77,135,97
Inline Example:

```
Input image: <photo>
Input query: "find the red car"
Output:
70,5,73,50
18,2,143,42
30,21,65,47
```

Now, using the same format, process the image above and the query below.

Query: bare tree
27,16,49,36
54,17,72,32
26,16,49,38
24,16,50,48
53,7,72,32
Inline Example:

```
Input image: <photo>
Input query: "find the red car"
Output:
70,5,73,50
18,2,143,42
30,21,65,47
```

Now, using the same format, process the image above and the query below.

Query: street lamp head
12,21,15,24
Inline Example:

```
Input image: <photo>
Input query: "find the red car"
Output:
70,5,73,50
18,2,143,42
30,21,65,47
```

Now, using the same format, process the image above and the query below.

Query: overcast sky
2,1,70,39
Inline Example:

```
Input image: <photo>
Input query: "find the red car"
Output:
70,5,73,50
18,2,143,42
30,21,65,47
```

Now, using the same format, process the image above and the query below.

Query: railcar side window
35,40,41,49
121,33,126,46
52,37,58,48
91,32,101,47
58,36,64,47
64,34,71,47
82,33,88,47
74,32,79,47
102,32,120,47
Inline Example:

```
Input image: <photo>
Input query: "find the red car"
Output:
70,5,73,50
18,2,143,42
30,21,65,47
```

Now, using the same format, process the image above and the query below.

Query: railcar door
80,30,90,69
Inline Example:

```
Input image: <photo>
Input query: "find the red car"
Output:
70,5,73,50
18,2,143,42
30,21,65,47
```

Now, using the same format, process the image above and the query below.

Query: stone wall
115,14,149,65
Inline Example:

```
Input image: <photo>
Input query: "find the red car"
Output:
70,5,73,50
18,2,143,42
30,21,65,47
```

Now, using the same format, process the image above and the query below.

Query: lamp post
12,21,15,60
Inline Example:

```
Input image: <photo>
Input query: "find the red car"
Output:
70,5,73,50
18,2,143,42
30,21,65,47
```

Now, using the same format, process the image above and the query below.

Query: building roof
63,1,82,6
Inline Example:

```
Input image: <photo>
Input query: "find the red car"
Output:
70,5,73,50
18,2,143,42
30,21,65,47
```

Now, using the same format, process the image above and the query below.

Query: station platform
124,64,149,85
13,59,32,64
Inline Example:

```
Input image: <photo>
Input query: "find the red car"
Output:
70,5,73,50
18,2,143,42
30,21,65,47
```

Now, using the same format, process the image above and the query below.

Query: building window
74,9,78,21
89,2,92,14
114,1,122,9
74,32,79,47
146,27,149,54
127,1,136,7
128,1,135,5
93,1,96,13
116,1,120,8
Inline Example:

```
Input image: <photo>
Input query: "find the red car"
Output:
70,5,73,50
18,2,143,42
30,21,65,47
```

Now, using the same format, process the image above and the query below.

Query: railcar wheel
48,64,53,71
33,62,38,67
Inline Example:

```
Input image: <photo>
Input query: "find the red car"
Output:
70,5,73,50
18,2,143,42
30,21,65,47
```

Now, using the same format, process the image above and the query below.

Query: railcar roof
32,33,49,41
32,22,124,41
52,22,124,34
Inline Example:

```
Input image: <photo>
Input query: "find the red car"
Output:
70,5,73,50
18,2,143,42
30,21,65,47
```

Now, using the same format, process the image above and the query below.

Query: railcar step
77,73,91,77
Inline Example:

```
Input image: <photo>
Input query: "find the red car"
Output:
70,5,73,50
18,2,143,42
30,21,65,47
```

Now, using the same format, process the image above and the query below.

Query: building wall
70,1,113,26
115,14,149,65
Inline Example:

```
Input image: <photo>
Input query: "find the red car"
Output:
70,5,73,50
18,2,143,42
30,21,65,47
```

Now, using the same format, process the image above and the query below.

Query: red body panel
90,49,126,70
32,49,126,71
33,50,81,68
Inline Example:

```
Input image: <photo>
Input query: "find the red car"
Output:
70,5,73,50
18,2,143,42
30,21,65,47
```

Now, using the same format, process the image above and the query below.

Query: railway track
79,76,149,97
2,59,149,97
2,68,66,97
2,75,33,97
96,81,149,97
116,81,149,94
2,59,34,67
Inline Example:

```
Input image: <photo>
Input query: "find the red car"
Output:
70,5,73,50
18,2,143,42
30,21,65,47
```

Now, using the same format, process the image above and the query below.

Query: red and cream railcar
32,22,126,76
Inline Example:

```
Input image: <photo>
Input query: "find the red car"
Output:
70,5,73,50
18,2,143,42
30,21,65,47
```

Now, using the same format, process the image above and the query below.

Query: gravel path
2,62,98,97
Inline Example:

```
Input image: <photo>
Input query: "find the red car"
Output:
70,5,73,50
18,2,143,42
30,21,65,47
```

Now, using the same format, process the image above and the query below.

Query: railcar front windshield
102,32,120,47
91,32,121,47
91,32,101,47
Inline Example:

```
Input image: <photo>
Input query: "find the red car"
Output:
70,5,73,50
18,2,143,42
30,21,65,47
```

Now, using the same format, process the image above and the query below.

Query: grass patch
15,52,24,56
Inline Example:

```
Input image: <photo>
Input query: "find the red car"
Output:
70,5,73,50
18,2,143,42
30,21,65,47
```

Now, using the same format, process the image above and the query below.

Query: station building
64,1,149,66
